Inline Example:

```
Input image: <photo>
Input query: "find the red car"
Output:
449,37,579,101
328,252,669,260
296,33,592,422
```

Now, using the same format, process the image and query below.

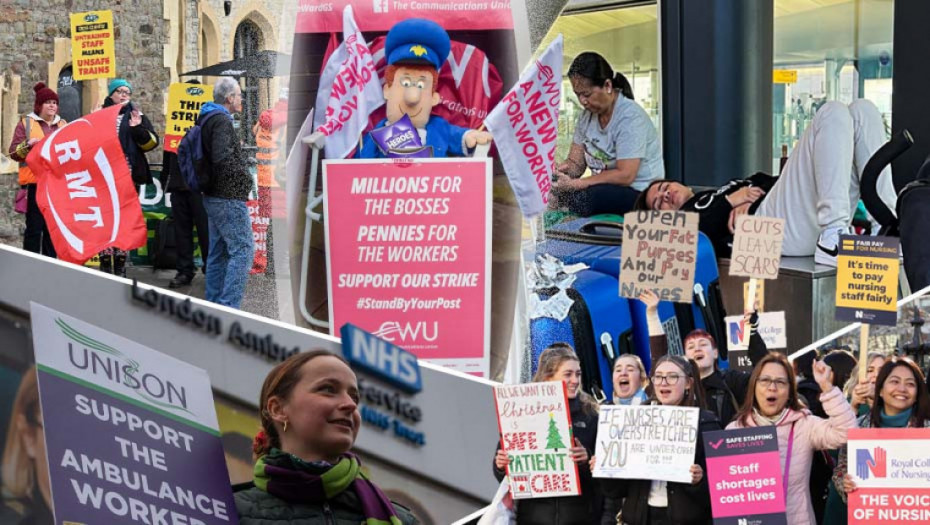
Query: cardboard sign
620,211,700,304
729,216,785,280
323,159,492,376
835,235,900,326
705,427,787,524
493,382,580,499
164,82,214,153
70,10,116,80
29,303,236,525
847,428,930,524
725,311,787,350
593,405,700,483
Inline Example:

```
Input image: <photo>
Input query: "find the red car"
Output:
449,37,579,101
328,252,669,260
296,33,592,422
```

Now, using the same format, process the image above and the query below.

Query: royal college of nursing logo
856,447,888,480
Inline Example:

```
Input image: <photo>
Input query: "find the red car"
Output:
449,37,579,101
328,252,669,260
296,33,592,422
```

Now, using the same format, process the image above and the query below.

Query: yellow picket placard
835,235,899,326
773,69,798,84
70,10,116,80
164,83,214,153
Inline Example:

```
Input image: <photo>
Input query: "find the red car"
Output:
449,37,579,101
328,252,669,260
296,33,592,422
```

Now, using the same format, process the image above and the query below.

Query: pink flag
313,5,384,159
484,35,563,218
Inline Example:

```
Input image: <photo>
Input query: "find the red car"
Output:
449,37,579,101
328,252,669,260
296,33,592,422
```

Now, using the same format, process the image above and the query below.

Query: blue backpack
177,110,223,192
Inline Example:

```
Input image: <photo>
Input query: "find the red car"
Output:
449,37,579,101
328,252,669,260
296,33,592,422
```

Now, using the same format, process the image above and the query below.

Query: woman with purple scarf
234,350,418,524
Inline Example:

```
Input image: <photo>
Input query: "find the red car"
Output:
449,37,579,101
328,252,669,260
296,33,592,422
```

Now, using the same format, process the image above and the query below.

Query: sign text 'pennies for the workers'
620,211,699,303
847,428,930,524
835,235,900,326
704,427,787,525
29,302,236,525
70,10,116,80
729,215,785,280
164,83,214,153
323,159,491,377
493,382,580,500
593,405,700,483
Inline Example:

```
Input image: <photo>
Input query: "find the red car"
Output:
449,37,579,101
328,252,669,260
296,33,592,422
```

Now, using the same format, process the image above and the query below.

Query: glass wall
535,3,660,166
773,0,895,172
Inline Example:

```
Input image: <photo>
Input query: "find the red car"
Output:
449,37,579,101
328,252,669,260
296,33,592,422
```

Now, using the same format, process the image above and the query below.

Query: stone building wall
0,0,170,243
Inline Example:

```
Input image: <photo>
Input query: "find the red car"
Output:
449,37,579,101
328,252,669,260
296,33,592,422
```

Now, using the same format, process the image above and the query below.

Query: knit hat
33,83,59,115
108,78,132,96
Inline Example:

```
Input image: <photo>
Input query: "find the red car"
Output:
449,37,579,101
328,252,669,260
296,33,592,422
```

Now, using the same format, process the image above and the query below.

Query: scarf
879,407,913,428
253,449,402,525
752,407,789,426
614,387,647,405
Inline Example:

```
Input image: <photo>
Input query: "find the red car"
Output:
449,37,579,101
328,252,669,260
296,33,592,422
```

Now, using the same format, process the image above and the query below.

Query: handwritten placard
730,215,785,280
594,405,699,483
621,211,699,304
835,235,900,326
493,382,580,499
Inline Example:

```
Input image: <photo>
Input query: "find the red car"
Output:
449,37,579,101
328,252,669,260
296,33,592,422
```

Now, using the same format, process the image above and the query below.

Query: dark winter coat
493,396,602,525
234,482,418,525
103,98,158,186
600,409,721,525
650,326,769,426
200,110,252,201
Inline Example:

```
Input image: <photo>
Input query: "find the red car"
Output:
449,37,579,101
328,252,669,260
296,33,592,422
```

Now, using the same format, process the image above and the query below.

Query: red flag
26,104,147,264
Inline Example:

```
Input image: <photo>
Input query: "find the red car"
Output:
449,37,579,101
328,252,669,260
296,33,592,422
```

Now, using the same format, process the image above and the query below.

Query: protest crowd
4,3,930,525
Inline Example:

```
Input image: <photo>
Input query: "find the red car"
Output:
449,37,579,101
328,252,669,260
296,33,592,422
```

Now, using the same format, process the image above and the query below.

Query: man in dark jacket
198,77,254,308
160,151,209,288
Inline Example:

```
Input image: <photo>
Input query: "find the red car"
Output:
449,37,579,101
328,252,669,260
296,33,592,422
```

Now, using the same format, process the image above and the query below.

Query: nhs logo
340,323,422,394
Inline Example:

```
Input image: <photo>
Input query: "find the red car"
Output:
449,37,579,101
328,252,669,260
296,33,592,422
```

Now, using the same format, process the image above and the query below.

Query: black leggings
560,183,640,217
22,184,56,258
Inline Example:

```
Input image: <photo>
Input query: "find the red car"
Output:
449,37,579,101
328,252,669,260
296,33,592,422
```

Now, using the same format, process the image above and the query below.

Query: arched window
57,66,82,123
234,20,262,147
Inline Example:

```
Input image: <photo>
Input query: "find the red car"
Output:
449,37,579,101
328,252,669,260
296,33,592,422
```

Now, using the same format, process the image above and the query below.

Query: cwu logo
374,320,438,343
856,447,887,480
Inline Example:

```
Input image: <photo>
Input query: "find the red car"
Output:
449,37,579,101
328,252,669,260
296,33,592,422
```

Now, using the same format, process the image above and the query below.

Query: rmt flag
485,35,563,218
26,104,146,264
314,5,383,159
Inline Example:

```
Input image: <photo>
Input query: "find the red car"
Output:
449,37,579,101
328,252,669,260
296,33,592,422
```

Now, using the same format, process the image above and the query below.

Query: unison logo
84,13,100,22
186,87,204,96
57,318,192,415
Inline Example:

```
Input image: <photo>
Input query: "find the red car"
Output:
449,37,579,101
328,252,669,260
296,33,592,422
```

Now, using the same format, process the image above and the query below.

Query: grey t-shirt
572,95,664,191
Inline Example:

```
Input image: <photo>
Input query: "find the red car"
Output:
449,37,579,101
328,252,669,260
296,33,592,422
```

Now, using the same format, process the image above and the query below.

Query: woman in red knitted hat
7,83,67,258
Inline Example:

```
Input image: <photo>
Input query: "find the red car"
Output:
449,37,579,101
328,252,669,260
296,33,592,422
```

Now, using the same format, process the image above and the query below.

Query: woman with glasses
727,353,856,525
550,52,664,217
599,354,721,524
492,344,601,524
825,358,930,525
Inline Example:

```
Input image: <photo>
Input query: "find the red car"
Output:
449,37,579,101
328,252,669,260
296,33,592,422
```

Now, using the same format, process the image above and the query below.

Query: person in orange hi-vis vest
249,100,286,274
8,83,67,258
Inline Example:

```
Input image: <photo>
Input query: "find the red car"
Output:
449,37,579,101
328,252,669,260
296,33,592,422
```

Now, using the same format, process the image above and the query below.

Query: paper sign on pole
725,311,787,350
847,428,930,524
493,382,580,499
29,303,236,525
744,279,765,312
729,216,784,280
593,405,699,483
835,235,900,326
164,83,214,153
620,211,699,303
70,10,116,80
323,158,492,376
705,427,787,524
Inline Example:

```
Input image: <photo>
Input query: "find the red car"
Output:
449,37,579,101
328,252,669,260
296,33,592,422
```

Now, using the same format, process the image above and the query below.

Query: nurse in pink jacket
727,353,856,525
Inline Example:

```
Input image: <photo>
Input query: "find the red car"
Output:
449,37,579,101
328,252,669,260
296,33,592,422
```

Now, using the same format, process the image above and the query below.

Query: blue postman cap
384,18,451,71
